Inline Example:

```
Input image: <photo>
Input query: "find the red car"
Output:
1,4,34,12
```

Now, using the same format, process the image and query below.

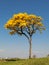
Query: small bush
5,58,20,61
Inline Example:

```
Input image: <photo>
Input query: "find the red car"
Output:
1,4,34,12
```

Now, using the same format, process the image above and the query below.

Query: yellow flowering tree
4,13,45,58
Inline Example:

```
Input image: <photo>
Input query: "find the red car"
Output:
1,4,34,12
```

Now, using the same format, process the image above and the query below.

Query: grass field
0,57,49,65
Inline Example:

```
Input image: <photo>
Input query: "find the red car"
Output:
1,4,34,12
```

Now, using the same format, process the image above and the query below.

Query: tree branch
21,27,29,39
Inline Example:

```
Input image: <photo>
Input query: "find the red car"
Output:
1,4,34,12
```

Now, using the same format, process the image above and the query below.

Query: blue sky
0,0,49,58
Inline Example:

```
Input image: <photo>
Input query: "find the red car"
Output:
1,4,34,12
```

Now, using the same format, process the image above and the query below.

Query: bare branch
21,27,29,39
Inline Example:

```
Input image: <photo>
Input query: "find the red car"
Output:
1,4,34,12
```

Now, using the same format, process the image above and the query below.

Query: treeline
0,58,21,61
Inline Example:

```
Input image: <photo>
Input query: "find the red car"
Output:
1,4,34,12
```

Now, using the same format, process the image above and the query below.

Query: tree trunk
29,36,32,59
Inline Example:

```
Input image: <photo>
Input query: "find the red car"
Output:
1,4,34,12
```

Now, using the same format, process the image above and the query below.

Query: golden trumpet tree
4,13,45,58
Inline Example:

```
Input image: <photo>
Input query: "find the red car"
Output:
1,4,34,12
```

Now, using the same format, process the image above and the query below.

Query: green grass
0,57,49,65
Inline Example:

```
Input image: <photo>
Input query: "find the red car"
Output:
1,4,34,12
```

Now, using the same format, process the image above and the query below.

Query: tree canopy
4,13,45,39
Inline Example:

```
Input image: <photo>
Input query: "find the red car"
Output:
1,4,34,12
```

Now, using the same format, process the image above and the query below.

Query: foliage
0,57,49,65
5,58,20,61
4,13,45,38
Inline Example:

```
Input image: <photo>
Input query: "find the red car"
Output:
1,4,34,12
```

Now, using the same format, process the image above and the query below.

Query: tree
33,55,36,58
4,13,45,58
47,54,49,57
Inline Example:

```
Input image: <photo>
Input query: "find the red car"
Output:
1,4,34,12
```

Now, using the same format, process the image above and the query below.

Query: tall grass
0,57,49,65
